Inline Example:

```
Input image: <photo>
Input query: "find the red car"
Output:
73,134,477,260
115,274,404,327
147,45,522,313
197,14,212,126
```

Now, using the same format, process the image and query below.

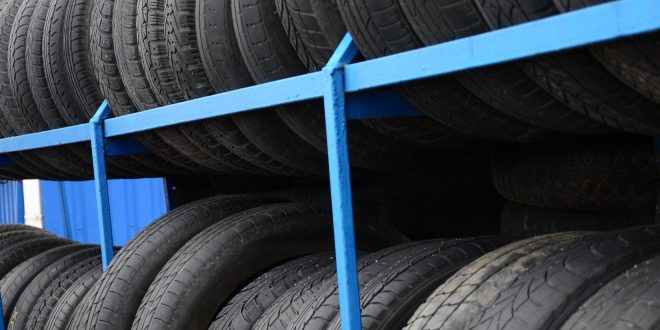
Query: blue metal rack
0,1,657,329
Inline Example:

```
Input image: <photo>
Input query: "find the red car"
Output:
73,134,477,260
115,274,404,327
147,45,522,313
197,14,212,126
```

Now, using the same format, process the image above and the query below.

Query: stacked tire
54,193,660,329
0,224,104,330
0,0,656,180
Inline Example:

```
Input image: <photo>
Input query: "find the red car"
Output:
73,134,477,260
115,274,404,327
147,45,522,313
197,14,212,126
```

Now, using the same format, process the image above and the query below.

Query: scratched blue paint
90,101,116,268
41,179,167,245
323,33,361,330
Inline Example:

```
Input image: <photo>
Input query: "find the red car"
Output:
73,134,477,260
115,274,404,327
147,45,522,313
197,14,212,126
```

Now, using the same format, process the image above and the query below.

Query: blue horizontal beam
344,0,660,92
0,0,656,150
0,124,89,153
104,72,324,137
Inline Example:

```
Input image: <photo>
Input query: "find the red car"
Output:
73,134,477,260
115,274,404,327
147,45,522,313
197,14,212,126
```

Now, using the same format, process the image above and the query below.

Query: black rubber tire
291,237,512,330
276,0,466,150
209,253,335,330
591,33,660,105
131,202,407,329
196,0,318,176
0,0,44,181
41,0,156,178
89,0,206,174
501,201,655,237
234,0,447,173
251,240,452,329
194,0,329,176
110,0,269,175
69,194,284,330
477,0,660,135
397,0,610,135
0,0,71,180
48,266,101,330
562,253,660,330
335,0,552,141
137,0,272,175
491,136,660,211
9,0,95,179
0,230,59,253
0,225,46,235
0,244,82,321
69,0,175,177
149,0,285,175
467,225,660,329
7,247,100,330
21,256,101,330
25,0,121,180
556,0,660,106
404,232,593,329
0,236,71,282
26,0,70,130
274,0,342,69
251,257,338,330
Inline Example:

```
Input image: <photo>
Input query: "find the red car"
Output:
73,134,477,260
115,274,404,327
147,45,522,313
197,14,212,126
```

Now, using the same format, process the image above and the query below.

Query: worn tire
22,256,101,330
11,0,100,179
209,253,335,329
0,237,71,284
491,136,659,211
291,237,512,330
501,201,655,236
0,244,82,321
0,0,72,180
477,0,660,135
398,0,609,134
47,266,101,330
556,0,660,106
0,230,61,256
97,0,212,174
335,0,552,141
68,194,283,330
88,0,202,174
404,232,592,329
196,0,316,176
42,0,156,178
131,203,407,329
468,225,660,329
235,0,448,173
563,253,660,330
0,225,46,235
276,0,466,150
252,241,444,329
7,247,100,329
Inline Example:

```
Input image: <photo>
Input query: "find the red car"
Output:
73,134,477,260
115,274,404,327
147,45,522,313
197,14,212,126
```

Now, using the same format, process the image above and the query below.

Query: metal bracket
322,33,361,330
90,100,115,269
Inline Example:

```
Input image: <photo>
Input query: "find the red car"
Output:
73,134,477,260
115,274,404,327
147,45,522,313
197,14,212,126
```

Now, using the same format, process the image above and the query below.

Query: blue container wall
0,180,24,224
41,179,167,246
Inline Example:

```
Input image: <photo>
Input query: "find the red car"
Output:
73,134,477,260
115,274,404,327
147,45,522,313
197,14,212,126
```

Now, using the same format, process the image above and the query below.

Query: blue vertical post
322,33,361,329
90,100,114,269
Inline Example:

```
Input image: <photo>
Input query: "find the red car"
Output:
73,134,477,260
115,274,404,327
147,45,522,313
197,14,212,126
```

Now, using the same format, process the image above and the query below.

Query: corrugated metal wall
41,179,168,246
0,180,24,224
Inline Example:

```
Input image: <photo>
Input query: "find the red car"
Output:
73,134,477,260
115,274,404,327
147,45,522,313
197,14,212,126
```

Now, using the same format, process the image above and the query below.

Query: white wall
22,179,43,228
